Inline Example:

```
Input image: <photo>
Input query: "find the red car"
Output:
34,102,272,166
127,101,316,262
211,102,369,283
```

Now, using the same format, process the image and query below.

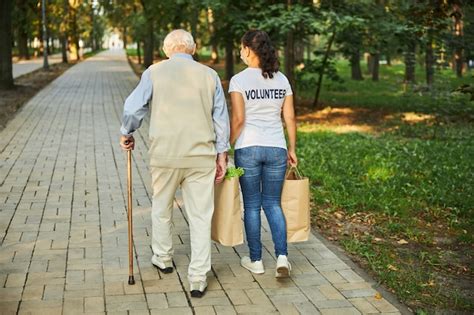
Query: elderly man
120,29,230,298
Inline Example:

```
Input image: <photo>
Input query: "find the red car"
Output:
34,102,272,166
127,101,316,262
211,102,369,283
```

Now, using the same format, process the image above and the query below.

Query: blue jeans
235,146,288,261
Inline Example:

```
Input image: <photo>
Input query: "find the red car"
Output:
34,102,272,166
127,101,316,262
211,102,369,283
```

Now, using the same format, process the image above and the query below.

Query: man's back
148,57,218,168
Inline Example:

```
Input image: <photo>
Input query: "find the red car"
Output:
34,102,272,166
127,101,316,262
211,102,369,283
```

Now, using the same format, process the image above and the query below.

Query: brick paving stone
84,296,105,312
349,297,380,314
320,307,362,315
0,301,20,314
226,289,251,305
166,291,188,307
146,293,168,309
194,306,216,314
294,301,321,315
0,50,402,315
214,305,238,315
273,301,300,315
4,273,27,287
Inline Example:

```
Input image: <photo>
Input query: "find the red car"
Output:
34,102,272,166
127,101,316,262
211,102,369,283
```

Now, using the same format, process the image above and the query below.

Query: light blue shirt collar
170,53,193,60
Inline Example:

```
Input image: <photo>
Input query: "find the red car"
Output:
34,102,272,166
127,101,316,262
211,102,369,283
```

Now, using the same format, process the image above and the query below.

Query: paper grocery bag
212,177,243,246
281,167,311,242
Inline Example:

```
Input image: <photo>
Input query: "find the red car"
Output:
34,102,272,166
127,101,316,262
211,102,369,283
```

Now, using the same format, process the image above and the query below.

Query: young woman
229,30,297,278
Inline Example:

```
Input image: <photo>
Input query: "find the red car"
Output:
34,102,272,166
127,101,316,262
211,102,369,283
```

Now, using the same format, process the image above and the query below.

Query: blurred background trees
2,0,473,105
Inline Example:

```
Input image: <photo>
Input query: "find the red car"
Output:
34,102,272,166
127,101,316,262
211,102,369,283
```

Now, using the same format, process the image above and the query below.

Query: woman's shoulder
230,68,251,81
274,71,289,82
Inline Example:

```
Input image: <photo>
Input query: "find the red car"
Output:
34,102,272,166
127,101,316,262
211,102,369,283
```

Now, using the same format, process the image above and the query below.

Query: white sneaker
151,255,173,274
189,280,208,298
275,255,291,278
240,256,265,274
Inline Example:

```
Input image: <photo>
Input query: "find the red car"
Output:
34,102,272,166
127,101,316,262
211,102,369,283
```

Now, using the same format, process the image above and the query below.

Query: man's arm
120,69,152,150
212,74,230,183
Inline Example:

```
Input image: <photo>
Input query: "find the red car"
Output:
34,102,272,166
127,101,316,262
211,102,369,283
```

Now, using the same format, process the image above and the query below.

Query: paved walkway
0,50,404,315
13,54,62,79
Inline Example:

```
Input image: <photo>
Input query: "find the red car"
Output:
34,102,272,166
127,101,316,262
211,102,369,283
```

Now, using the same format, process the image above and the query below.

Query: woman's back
229,68,292,150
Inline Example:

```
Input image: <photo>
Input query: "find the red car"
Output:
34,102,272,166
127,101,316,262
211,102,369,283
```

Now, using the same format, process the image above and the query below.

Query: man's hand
215,152,228,184
120,135,135,151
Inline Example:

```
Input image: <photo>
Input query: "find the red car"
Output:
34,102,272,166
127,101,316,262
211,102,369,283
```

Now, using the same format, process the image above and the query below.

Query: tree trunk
61,35,68,63
284,31,295,86
0,0,14,89
61,0,68,63
452,4,463,77
211,43,219,64
386,53,391,66
371,53,379,81
206,8,219,64
294,40,304,64
137,41,141,64
143,18,153,68
367,54,373,74
18,30,29,60
404,40,416,83
306,43,311,60
313,30,336,109
224,37,234,80
190,9,199,61
285,0,296,100
70,5,80,61
17,0,30,60
41,0,49,69
350,50,363,80
425,35,434,87
123,26,127,50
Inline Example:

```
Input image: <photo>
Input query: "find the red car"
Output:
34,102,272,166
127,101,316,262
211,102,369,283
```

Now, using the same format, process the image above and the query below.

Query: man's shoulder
190,60,218,76
148,59,169,71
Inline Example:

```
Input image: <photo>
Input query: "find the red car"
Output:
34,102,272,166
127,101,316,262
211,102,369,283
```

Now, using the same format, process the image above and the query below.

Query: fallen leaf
373,237,383,242
374,292,382,300
397,239,409,245
387,264,398,271
334,212,344,219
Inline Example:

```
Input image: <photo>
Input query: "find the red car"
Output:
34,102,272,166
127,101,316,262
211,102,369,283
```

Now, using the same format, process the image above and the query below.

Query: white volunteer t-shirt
229,68,293,150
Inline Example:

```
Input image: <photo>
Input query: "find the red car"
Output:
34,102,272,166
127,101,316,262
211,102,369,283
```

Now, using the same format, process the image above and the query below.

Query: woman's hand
288,149,298,167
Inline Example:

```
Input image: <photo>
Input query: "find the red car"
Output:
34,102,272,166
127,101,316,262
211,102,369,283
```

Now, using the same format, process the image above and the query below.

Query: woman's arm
282,95,298,166
230,92,245,145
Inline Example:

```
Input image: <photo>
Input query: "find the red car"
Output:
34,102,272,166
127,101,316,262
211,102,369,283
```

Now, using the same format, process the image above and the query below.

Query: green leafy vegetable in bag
224,167,245,179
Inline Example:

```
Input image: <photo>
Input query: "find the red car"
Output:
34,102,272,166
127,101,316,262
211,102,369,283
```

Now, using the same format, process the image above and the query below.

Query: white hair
163,29,196,56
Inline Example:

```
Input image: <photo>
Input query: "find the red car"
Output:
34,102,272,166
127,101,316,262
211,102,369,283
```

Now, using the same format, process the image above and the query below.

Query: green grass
83,48,105,59
297,60,474,116
126,48,139,57
297,123,474,311
298,126,474,220
293,58,474,312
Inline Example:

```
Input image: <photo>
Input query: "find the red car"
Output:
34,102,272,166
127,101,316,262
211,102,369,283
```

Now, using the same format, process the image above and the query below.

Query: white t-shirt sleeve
228,76,243,94
283,74,293,96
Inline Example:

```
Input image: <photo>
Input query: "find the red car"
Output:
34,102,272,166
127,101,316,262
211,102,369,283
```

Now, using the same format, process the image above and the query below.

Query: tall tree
451,1,464,77
15,0,30,60
423,0,451,87
69,0,81,60
334,1,366,81
285,0,295,91
41,0,49,69
393,1,424,84
0,0,14,89
61,0,69,63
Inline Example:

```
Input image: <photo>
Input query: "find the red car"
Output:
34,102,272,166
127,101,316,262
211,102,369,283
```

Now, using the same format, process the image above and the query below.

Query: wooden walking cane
125,141,135,285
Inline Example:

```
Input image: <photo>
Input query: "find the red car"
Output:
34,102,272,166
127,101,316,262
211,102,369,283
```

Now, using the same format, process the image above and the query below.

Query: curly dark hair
241,30,279,79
